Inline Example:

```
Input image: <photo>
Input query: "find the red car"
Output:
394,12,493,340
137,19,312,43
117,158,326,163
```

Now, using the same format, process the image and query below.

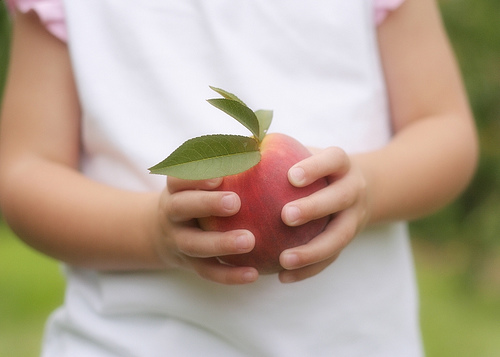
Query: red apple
148,87,330,273
198,133,329,274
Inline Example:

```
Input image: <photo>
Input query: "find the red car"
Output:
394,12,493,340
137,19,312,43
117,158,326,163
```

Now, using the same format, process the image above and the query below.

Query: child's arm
278,0,478,283
0,11,257,284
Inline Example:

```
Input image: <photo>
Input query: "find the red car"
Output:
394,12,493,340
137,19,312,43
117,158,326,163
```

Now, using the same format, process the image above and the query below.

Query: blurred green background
1,1,499,356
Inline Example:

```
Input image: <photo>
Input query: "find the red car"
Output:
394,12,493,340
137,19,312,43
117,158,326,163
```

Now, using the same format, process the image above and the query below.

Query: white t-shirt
41,1,423,356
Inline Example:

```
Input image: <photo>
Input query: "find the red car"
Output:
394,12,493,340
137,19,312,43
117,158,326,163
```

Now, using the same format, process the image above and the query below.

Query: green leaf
148,135,261,180
209,86,247,106
207,98,261,139
254,109,273,142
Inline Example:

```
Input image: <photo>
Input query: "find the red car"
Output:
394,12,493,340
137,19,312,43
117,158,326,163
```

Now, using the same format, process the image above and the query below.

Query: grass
0,223,64,357
0,2,10,102
420,274,500,357
2,221,500,357
415,241,500,357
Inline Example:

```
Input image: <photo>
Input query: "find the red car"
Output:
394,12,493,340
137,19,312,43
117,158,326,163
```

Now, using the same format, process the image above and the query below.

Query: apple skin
198,133,330,274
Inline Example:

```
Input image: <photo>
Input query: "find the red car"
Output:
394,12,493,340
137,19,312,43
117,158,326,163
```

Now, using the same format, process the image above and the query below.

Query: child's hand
153,177,258,284
279,147,371,283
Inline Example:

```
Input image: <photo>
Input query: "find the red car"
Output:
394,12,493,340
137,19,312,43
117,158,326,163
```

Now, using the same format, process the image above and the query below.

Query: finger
189,258,259,285
288,146,350,187
278,254,338,283
166,190,241,222
167,176,223,193
176,228,255,258
282,177,356,226
279,210,358,270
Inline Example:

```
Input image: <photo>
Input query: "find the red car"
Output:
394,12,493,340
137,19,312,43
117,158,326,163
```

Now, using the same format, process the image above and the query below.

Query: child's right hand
153,177,258,284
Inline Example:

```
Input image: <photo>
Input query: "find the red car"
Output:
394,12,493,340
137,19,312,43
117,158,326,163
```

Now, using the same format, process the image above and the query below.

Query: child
0,0,477,356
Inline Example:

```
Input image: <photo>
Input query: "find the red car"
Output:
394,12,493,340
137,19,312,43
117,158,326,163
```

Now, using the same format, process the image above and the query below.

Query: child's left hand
279,146,372,283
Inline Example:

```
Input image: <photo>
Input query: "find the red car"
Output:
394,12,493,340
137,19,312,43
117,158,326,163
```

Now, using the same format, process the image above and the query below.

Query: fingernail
221,194,237,211
242,270,258,283
284,206,301,225
205,177,222,187
289,167,305,185
280,273,297,284
235,234,252,251
282,253,299,268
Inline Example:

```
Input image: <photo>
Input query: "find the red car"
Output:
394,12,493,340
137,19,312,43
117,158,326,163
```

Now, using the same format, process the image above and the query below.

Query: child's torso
42,1,423,356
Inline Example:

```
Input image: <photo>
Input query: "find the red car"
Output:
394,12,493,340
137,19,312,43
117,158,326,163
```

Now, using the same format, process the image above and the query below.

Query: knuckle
304,199,322,220
322,146,351,176
221,233,239,253
325,146,343,157
166,177,183,193
212,235,228,254
218,271,236,285
325,146,347,164
200,192,221,212
159,189,171,214
336,189,354,209
177,235,198,256
166,193,183,216
358,176,369,197
196,266,235,285
195,266,214,281
337,223,357,250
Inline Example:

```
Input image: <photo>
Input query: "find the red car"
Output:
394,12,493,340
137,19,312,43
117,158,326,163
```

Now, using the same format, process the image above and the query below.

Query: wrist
350,153,378,227
141,191,177,270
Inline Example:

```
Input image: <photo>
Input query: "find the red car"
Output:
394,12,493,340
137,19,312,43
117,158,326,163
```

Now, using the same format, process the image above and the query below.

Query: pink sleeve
374,0,406,25
5,0,404,42
6,0,67,42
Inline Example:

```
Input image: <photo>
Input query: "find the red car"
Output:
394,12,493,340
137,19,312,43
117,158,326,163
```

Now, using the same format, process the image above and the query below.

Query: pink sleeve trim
5,0,405,42
374,0,406,25
6,0,67,42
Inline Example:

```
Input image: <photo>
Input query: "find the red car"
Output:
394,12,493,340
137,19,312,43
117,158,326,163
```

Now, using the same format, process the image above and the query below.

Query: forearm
354,112,477,225
0,158,164,270
364,0,478,224
0,11,164,271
